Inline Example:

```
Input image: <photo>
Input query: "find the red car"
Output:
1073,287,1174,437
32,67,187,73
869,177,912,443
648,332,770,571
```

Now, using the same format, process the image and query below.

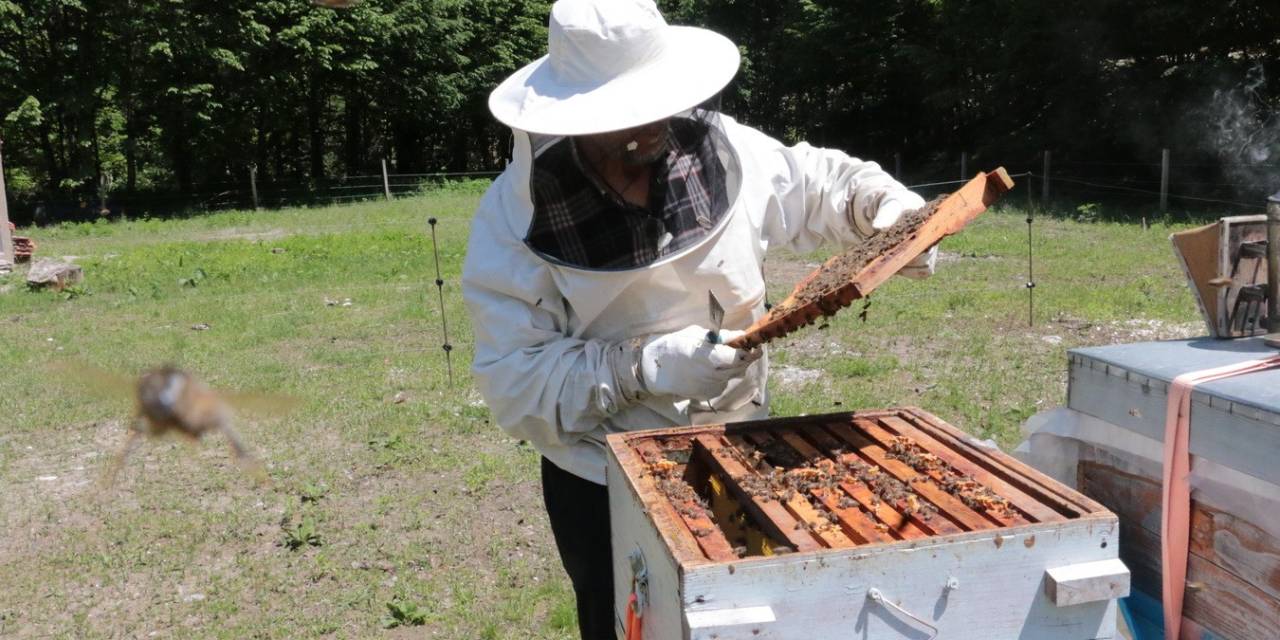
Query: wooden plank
631,439,738,562
899,407,1098,516
692,434,823,552
878,414,1066,522
1119,512,1280,640
1169,220,1223,336
797,425,932,539
870,415,1047,525
828,420,998,532
1044,559,1131,606
0,142,12,268
1079,454,1280,602
606,450,688,637
734,432,885,546
761,431,899,544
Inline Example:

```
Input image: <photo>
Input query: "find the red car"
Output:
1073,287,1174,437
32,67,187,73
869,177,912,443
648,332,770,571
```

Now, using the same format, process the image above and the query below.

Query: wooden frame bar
610,407,1112,563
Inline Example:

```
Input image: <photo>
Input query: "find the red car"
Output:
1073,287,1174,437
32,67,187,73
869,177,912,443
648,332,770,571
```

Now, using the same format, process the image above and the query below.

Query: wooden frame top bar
606,407,1110,566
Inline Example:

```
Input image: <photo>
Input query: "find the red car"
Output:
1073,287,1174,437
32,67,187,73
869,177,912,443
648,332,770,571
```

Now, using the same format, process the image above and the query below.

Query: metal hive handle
866,587,939,640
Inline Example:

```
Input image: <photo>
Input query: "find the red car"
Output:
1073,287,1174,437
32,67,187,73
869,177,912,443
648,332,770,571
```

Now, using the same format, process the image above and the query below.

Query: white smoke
1205,63,1279,170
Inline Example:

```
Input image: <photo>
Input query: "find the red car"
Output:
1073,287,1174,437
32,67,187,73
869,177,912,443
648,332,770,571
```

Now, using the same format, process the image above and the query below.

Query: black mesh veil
524,95,739,271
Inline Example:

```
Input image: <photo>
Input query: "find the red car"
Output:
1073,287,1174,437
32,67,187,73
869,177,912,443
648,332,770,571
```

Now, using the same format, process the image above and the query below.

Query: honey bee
54,362,294,487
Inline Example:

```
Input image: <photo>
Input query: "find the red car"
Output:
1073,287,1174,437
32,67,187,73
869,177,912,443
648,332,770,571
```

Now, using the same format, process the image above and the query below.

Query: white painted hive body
607,408,1126,639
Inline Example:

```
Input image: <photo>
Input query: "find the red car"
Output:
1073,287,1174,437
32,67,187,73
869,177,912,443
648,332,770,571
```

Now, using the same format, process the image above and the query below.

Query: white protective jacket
462,115,926,484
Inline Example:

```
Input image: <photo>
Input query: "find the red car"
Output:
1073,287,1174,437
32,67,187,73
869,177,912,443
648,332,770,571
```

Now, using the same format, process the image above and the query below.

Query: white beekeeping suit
462,0,933,486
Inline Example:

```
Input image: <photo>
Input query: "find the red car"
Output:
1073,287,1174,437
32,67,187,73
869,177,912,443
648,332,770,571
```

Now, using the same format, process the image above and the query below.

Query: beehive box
1064,337,1280,638
606,408,1126,639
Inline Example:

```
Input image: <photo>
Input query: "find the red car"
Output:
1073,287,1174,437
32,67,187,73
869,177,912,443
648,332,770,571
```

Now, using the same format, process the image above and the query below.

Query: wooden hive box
1065,338,1280,638
606,408,1126,639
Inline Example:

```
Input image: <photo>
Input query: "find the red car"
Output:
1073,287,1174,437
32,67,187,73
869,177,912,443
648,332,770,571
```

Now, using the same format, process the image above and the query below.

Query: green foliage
0,0,551,216
3,0,1277,223
382,599,429,629
281,517,322,550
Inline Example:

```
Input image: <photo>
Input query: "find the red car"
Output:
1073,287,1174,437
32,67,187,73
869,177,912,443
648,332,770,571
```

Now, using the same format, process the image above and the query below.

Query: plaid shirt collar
525,118,729,270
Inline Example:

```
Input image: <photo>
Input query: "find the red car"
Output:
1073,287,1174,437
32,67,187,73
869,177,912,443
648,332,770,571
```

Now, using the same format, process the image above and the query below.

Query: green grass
0,189,1201,637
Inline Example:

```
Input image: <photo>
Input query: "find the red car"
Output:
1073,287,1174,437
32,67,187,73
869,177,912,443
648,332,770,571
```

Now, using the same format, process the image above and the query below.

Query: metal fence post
381,158,393,201
0,139,14,270
1042,151,1051,203
1160,148,1170,212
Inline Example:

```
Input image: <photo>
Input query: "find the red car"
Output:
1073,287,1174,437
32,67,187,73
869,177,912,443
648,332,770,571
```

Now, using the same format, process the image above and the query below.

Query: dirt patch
772,365,823,391
763,257,820,296
1043,314,1203,345
201,227,289,243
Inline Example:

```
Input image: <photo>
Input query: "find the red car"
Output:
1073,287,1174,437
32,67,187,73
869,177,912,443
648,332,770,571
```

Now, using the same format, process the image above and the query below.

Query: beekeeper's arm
728,118,936,278
462,207,758,451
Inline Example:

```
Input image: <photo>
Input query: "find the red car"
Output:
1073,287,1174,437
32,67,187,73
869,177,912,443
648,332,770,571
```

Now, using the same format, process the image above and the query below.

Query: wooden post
381,158,393,201
894,152,902,178
960,152,968,181
249,164,260,211
1160,148,1170,212
1042,151,1051,203
0,139,14,270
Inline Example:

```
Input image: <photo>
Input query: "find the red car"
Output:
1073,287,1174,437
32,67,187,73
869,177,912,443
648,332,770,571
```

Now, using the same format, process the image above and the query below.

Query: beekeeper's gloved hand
849,190,936,280
611,326,761,403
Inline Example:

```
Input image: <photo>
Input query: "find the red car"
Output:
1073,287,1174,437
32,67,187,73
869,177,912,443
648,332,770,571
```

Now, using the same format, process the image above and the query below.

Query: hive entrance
630,409,1092,562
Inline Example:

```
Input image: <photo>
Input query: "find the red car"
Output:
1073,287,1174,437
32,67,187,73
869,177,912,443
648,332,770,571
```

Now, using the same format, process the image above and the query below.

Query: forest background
1,0,1278,223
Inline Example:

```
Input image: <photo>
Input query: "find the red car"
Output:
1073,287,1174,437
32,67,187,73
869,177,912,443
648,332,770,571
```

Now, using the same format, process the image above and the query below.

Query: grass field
0,185,1203,638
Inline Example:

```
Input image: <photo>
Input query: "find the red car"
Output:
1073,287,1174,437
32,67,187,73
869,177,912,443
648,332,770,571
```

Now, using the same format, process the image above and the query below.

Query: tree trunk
342,94,363,175
308,72,324,182
39,122,62,192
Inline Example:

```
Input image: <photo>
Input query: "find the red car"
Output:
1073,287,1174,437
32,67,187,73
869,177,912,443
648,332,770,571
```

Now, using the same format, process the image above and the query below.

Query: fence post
1160,148,1170,212
894,151,902,178
0,139,13,271
1042,150,1051,203
249,164,260,211
381,158,393,201
960,152,968,180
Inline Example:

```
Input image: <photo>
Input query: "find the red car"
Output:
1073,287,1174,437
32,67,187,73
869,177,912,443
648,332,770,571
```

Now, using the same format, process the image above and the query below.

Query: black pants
541,457,616,640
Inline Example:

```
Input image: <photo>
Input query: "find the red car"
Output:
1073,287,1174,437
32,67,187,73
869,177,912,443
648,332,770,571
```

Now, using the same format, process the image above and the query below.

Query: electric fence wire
427,216,454,386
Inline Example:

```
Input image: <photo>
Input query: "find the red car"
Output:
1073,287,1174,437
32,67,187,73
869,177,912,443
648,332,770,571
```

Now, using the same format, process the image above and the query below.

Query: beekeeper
462,0,935,636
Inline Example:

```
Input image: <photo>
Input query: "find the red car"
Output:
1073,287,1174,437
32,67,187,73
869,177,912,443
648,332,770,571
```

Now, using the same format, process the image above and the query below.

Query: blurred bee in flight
56,363,294,487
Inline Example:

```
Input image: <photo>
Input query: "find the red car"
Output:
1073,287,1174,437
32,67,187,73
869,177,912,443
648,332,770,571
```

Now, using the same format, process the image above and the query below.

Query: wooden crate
1077,445,1280,640
1062,337,1280,639
607,408,1126,639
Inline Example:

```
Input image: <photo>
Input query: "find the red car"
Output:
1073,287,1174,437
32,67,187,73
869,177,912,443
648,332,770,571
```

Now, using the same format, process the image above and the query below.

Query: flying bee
53,362,294,487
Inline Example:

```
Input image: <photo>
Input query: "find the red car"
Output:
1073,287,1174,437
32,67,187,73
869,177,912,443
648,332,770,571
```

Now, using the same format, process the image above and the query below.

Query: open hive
606,408,1126,639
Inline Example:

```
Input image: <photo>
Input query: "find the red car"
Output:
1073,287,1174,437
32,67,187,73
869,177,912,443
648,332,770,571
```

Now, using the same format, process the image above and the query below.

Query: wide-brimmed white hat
488,0,740,136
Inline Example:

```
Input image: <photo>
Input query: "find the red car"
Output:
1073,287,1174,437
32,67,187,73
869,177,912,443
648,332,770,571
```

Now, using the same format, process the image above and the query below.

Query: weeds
281,517,322,550
382,600,429,628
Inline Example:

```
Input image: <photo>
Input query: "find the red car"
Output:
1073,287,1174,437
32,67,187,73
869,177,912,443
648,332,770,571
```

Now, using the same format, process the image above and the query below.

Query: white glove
611,326,761,402
897,244,937,280
851,191,936,280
